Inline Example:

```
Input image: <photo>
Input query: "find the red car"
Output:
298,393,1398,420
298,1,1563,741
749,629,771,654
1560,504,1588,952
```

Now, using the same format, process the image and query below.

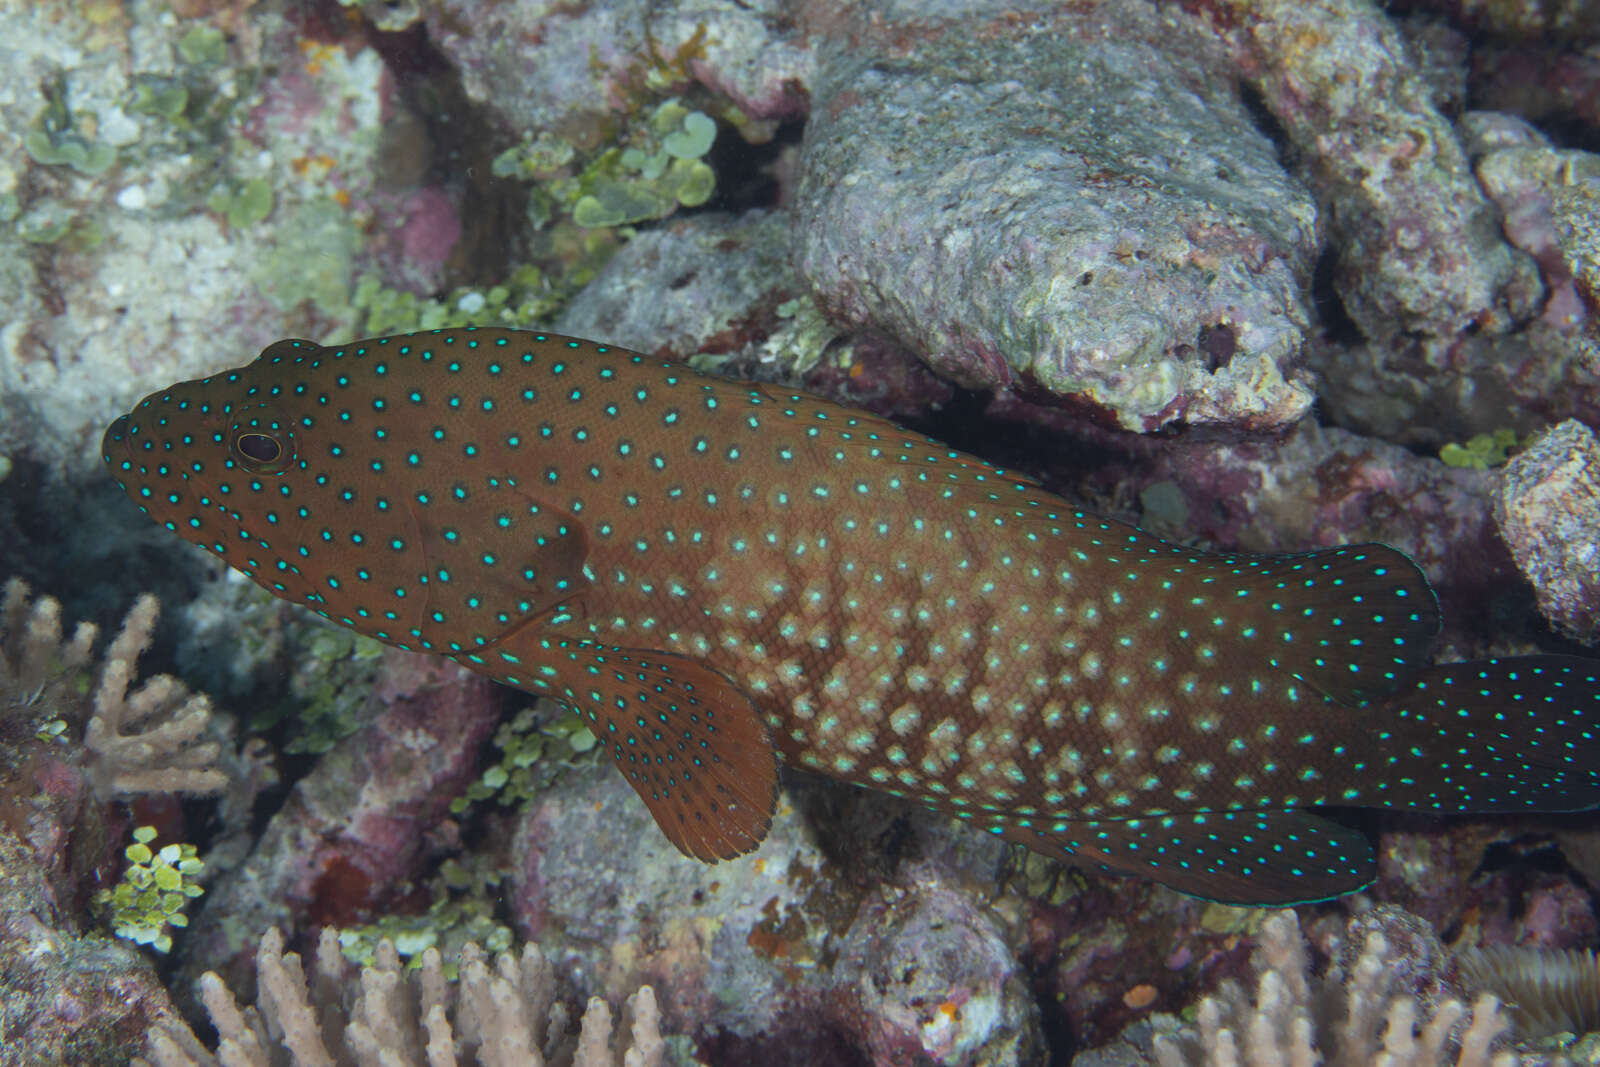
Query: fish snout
102,414,133,470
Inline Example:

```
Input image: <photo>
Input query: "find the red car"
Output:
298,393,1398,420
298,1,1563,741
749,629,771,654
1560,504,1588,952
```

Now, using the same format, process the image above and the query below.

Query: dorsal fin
1209,544,1441,705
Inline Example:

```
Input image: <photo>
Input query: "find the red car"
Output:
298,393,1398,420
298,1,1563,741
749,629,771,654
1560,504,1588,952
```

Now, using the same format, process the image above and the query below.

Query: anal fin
996,809,1375,906
1219,543,1441,705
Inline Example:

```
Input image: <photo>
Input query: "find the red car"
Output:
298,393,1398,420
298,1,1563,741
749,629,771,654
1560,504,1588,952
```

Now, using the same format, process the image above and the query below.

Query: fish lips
102,413,132,462
102,413,143,498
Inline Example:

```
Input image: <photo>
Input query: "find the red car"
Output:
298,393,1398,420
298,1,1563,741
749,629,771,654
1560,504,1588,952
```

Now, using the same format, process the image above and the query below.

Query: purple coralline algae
176,651,500,999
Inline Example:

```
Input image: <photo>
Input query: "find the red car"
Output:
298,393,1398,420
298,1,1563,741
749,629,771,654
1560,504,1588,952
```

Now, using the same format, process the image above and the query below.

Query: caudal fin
1361,655,1600,814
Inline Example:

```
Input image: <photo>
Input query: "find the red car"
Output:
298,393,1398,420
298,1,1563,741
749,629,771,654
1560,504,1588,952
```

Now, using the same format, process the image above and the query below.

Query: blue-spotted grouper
103,327,1600,903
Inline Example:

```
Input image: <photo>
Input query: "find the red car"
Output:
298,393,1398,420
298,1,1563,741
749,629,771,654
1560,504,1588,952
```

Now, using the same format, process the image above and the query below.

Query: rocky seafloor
0,0,1598,1064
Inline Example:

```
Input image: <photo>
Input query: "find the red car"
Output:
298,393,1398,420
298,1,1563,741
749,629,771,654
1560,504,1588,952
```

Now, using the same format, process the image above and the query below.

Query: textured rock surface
0,827,176,1063
1192,0,1600,451
794,2,1318,432
0,2,414,470
1212,0,1540,341
1493,419,1600,644
1314,121,1600,445
556,210,800,361
427,0,813,133
509,760,1043,1066
556,207,958,418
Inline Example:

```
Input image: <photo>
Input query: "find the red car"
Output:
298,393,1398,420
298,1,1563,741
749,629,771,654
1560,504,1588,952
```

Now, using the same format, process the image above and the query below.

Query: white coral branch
0,577,96,707
83,592,228,797
1153,911,1519,1067
1,579,230,798
138,927,667,1067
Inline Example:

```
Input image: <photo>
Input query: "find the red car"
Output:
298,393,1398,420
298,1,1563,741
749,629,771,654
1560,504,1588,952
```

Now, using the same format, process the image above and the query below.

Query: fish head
104,334,593,655
102,340,331,613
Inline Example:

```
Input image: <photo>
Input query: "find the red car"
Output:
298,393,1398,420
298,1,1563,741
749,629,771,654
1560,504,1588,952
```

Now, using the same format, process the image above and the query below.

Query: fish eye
229,426,295,474
237,434,281,463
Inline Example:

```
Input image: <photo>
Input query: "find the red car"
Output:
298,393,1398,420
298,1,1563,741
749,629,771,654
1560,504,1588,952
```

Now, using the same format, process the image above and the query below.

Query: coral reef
0,580,238,1058
81,591,230,798
2,0,1598,1064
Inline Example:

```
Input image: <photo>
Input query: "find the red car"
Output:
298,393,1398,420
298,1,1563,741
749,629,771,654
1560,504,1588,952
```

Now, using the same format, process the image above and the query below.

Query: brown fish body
502,362,1334,806
103,328,1600,903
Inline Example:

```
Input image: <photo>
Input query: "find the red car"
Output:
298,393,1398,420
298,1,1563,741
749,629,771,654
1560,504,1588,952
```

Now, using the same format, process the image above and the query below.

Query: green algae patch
128,80,189,122
663,109,716,160
96,826,205,954
24,129,117,176
495,97,718,232
176,24,228,67
1440,428,1522,470
336,856,512,976
255,199,359,313
352,264,567,336
274,629,386,756
25,73,119,177
207,178,275,228
448,704,599,817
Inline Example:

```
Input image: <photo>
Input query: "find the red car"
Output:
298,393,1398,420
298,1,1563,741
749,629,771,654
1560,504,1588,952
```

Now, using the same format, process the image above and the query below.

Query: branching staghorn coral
0,577,227,797
139,927,666,1067
1152,910,1516,1067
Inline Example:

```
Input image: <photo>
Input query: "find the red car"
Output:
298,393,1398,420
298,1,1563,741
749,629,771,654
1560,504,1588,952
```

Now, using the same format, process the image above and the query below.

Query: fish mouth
102,414,132,470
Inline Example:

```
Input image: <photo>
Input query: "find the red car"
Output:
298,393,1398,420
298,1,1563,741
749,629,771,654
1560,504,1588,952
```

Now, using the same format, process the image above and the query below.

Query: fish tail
1359,655,1600,814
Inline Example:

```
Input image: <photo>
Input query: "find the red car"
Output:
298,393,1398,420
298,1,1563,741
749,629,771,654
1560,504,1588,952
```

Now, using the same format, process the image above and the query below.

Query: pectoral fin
466,633,778,861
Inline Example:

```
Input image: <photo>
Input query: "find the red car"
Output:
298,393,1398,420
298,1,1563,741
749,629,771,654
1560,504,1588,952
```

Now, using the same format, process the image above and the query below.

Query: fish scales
103,327,1600,904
